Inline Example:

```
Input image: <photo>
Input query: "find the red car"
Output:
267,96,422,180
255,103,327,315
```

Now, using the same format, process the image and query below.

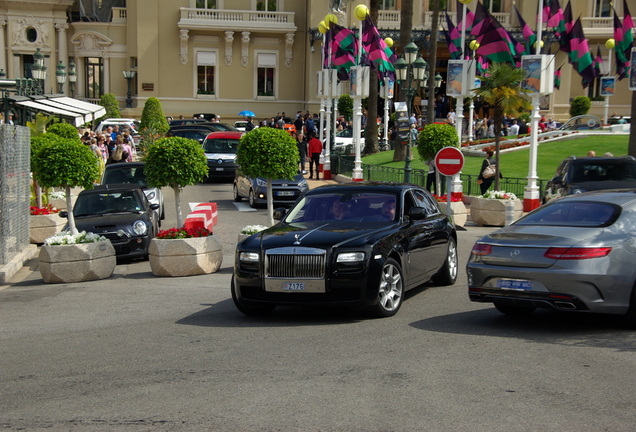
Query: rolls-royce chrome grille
265,247,326,279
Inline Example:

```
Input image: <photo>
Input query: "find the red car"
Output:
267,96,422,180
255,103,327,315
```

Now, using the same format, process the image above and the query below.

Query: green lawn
362,135,630,180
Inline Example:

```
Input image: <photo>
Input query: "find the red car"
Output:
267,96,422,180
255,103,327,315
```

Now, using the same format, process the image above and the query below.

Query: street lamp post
55,61,66,94
32,48,46,95
122,70,136,108
395,42,426,184
68,61,77,98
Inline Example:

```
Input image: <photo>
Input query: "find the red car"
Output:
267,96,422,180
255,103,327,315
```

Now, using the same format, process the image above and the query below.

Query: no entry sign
434,147,464,176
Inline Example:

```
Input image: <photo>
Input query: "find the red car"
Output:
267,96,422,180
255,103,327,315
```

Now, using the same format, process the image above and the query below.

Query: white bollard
505,200,516,226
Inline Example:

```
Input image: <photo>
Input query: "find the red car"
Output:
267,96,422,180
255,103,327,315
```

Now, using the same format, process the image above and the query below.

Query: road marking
234,203,257,212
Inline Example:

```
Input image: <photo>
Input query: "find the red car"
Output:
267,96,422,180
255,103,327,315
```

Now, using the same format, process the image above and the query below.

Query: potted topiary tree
236,127,299,226
417,123,467,225
570,96,592,117
32,139,115,283
143,137,220,277
143,136,208,227
47,122,80,141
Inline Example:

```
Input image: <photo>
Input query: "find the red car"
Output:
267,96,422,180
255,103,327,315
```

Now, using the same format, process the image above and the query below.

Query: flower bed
239,225,268,243
39,231,116,283
30,206,65,244
149,227,222,277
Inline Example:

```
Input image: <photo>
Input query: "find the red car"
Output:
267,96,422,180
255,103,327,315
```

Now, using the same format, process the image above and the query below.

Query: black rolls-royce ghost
233,182,458,317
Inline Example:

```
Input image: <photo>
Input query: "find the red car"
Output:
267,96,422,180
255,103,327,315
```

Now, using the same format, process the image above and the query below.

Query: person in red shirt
307,132,323,180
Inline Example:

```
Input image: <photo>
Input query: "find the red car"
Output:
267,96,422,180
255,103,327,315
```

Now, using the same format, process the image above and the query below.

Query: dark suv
543,156,636,203
169,122,239,144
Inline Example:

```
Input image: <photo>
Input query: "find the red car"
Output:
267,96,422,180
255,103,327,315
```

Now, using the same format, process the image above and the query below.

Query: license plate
216,167,224,171
283,282,305,291
276,191,295,196
496,279,532,290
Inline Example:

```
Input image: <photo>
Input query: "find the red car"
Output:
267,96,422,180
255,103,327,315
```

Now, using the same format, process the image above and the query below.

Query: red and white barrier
184,202,218,232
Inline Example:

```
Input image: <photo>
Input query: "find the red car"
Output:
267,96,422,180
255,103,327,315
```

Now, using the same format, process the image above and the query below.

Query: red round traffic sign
434,147,464,176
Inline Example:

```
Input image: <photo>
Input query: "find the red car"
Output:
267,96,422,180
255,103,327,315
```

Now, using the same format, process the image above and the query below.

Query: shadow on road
410,308,636,352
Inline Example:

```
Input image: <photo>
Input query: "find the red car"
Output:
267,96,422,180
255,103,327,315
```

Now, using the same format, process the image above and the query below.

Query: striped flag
593,45,603,77
475,16,516,64
445,11,462,59
566,18,597,88
327,22,358,79
470,1,490,37
556,2,575,54
456,0,475,34
614,1,635,80
361,16,397,82
477,55,489,75
554,66,562,89
515,5,536,56
546,0,563,28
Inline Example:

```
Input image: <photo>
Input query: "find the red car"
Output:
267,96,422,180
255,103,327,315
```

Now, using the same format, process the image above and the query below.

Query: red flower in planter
432,194,463,202
156,227,212,239
30,205,61,215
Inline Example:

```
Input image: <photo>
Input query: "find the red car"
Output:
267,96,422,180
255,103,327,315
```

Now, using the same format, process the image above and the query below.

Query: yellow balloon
606,38,616,49
534,40,545,48
469,40,480,51
318,21,328,34
384,37,394,48
354,4,369,20
324,13,338,25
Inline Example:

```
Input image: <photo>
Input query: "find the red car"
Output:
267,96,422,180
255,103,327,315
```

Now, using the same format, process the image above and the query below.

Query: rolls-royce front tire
372,258,404,318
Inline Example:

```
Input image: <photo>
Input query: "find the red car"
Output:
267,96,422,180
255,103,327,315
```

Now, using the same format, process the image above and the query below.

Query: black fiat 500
233,183,458,317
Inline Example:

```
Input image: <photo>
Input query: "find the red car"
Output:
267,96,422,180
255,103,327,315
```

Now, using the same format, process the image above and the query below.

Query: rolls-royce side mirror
409,207,427,221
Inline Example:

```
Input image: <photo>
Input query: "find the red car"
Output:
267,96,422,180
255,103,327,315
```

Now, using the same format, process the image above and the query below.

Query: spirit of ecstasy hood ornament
293,224,329,245
294,234,301,245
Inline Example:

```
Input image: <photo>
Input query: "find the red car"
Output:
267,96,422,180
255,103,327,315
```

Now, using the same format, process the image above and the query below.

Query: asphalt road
2,180,636,431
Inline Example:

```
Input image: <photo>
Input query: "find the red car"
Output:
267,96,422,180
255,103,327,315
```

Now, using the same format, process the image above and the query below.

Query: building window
197,51,216,96
257,0,277,11
483,0,502,13
379,0,397,10
196,0,217,9
594,0,611,17
85,57,103,99
257,53,276,97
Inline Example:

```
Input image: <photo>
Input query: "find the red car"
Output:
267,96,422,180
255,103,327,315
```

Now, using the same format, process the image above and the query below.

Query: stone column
0,21,6,74
103,51,110,94
241,31,250,67
55,23,69,94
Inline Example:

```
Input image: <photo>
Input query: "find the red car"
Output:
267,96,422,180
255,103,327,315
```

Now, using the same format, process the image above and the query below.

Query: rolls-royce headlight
240,252,260,263
133,220,148,236
337,252,365,262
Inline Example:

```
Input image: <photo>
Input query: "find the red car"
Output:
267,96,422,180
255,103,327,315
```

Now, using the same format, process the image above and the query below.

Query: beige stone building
0,0,632,124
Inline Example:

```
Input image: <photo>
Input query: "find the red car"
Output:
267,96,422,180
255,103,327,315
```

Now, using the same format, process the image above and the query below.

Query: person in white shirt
508,120,520,136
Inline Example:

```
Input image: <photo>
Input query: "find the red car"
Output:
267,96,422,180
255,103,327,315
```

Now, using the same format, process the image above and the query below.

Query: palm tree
473,62,531,189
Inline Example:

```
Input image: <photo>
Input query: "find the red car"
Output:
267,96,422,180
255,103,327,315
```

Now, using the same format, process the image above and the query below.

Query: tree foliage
47,122,80,141
140,97,169,136
237,128,299,180
26,113,57,137
570,96,592,117
143,137,208,190
417,123,460,162
338,94,353,121
473,62,531,189
99,93,121,122
31,133,64,172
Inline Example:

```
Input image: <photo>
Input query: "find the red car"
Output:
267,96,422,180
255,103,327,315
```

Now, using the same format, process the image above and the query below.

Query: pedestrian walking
307,132,322,180
477,150,502,195
296,132,308,174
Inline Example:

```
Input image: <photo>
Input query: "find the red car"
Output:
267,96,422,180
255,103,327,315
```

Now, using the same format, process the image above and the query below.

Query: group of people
294,131,323,180
80,125,136,177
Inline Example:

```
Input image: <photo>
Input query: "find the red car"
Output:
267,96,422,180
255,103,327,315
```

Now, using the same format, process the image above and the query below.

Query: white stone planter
470,198,523,227
30,213,66,244
437,201,468,227
39,241,116,284
149,235,223,277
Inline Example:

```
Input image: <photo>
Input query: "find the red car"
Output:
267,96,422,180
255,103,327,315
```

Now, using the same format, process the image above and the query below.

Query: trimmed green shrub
47,122,80,141
570,96,591,117
143,136,208,227
140,97,169,136
417,123,460,162
338,94,353,121
99,93,121,122
236,127,299,225
32,140,100,234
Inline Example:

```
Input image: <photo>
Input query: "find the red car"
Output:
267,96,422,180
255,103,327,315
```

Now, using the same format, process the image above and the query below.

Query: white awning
15,96,107,127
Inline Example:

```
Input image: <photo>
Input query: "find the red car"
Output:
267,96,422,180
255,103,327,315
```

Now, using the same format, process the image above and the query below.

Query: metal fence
333,156,546,197
0,125,31,266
